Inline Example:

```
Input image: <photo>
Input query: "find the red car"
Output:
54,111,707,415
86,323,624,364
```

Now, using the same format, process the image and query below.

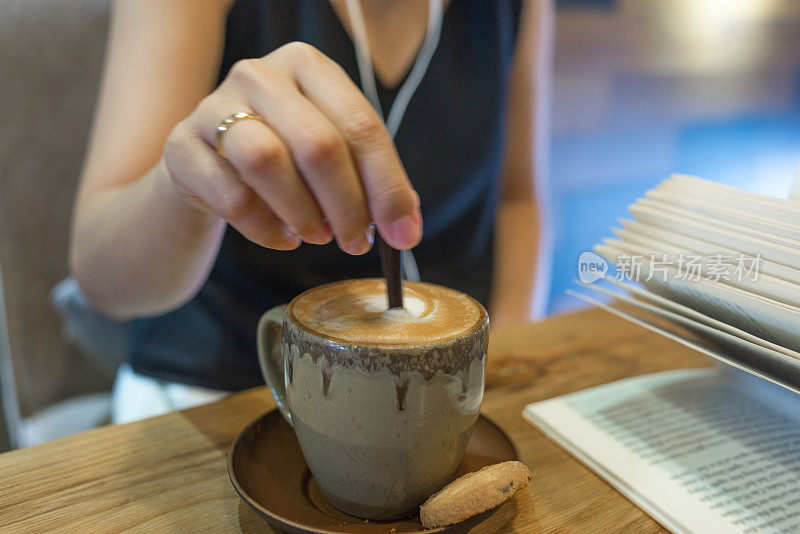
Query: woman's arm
71,0,234,320
490,0,554,328
71,0,422,320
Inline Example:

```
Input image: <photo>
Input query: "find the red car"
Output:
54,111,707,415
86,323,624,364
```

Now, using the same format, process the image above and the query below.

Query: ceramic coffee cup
257,278,488,520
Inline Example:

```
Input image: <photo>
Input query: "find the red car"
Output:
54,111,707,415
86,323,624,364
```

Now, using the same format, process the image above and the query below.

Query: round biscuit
419,460,532,528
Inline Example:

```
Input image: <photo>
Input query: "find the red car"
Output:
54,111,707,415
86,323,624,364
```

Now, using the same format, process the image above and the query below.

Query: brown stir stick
377,234,403,308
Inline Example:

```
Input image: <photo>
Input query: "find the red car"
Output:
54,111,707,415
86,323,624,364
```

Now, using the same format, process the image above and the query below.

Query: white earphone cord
344,0,444,282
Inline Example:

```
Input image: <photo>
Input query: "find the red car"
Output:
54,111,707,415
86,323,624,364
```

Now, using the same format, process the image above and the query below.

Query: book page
565,290,800,395
594,242,800,352
524,369,800,533
581,279,800,361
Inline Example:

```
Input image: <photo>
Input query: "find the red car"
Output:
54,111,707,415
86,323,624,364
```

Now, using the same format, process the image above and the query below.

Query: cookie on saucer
420,460,532,528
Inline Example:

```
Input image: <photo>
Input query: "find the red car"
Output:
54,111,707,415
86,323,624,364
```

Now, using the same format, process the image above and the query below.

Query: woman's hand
163,41,422,255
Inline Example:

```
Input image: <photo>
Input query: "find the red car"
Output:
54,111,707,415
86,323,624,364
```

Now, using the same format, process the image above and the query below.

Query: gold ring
214,112,267,159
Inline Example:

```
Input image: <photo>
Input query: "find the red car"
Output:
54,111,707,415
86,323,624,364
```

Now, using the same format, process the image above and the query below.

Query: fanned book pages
572,174,800,394
522,368,800,533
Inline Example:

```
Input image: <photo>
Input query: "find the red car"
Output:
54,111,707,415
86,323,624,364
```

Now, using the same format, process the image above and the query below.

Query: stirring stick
377,234,403,309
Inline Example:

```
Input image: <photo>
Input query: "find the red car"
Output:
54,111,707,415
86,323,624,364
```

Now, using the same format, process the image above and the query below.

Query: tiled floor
546,0,800,314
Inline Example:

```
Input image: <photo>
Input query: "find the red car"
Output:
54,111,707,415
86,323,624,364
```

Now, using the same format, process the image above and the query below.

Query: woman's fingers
270,43,422,249
218,118,332,245
224,58,375,254
164,124,300,250
179,42,423,255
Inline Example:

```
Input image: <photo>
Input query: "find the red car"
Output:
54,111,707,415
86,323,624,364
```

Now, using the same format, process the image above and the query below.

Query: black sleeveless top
129,0,523,391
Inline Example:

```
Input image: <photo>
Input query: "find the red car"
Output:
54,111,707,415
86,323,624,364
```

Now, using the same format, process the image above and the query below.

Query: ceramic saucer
228,409,517,533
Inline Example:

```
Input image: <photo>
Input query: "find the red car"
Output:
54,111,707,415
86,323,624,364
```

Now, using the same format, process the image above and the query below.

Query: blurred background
546,0,800,313
1,0,799,451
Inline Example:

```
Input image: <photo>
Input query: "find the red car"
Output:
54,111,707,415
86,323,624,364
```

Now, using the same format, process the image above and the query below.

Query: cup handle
257,304,292,426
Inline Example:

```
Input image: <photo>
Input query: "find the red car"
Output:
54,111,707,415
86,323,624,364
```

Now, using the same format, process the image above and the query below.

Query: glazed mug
256,280,488,520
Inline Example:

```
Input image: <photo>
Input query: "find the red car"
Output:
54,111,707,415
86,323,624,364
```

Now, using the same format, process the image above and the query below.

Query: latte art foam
290,279,485,345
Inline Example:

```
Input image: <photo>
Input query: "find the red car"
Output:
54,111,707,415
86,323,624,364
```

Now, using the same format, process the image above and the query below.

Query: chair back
0,0,115,445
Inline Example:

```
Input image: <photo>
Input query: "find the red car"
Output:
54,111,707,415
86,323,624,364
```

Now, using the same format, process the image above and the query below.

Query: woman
70,0,551,420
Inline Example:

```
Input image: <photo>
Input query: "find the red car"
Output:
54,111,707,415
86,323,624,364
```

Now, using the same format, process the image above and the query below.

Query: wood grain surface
0,308,709,533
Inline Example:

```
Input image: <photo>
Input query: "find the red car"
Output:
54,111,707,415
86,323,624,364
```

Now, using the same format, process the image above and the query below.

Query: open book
523,368,800,533
539,176,800,531
571,174,800,394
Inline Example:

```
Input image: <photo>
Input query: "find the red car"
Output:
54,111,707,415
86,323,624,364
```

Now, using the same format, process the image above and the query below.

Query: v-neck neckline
322,0,448,92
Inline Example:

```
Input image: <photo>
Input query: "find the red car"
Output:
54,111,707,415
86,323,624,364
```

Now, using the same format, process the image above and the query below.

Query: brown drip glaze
282,312,488,411
395,378,410,411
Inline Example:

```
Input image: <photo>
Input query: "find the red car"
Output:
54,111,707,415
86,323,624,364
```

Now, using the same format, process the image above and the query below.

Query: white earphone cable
344,0,443,282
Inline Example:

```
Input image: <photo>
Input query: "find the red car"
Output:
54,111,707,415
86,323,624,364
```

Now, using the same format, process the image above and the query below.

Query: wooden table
0,308,709,533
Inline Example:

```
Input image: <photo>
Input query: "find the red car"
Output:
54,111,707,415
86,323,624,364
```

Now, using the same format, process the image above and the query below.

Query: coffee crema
289,278,485,345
